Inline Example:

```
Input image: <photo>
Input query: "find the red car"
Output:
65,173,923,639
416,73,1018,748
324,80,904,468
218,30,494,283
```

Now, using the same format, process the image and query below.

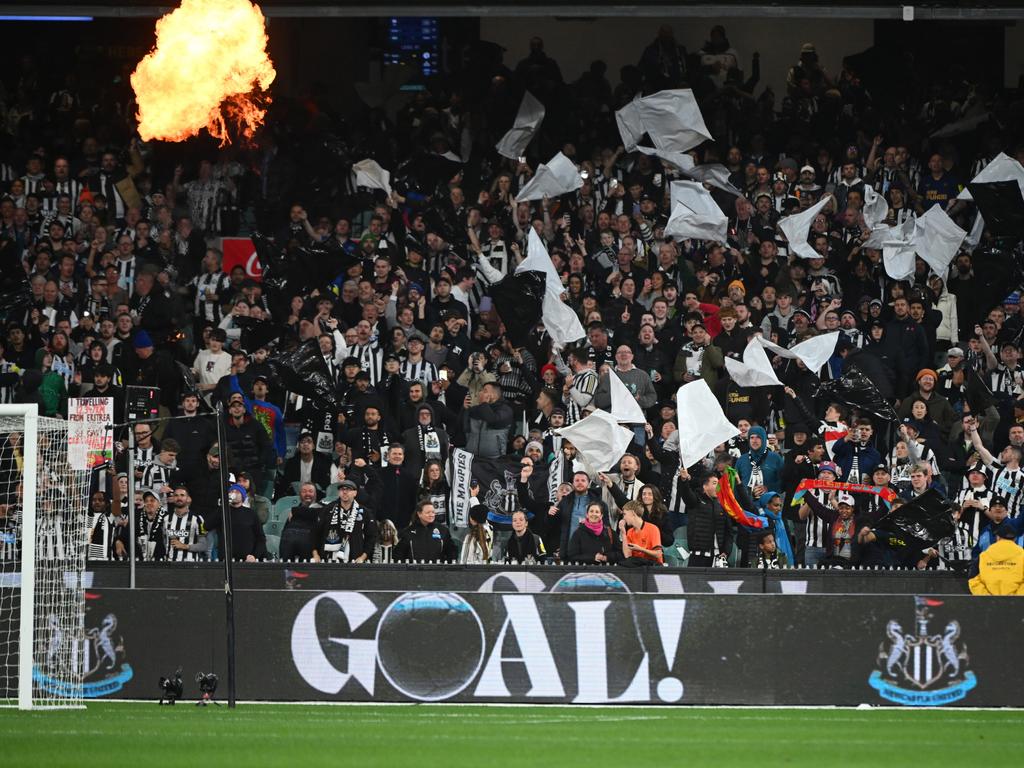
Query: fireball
131,0,276,145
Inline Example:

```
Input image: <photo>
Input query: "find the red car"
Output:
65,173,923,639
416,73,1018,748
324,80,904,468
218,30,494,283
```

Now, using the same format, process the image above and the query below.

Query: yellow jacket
969,539,1024,596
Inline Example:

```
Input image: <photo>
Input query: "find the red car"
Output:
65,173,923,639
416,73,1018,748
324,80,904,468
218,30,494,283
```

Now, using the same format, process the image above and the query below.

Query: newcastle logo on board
33,593,134,699
868,596,976,706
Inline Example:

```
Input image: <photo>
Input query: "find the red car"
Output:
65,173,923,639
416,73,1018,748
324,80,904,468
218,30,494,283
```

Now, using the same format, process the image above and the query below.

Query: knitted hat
916,368,938,382
133,330,154,349
228,483,247,502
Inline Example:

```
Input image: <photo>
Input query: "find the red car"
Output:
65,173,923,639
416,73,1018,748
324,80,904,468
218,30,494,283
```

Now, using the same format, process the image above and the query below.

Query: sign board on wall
7,588,1018,707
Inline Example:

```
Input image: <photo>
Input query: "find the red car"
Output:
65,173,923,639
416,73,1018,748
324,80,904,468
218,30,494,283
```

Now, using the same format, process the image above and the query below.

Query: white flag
352,159,392,196
675,380,739,469
555,409,634,475
542,291,586,346
665,181,728,243
862,184,889,231
724,340,783,388
608,369,647,425
635,145,695,172
518,228,564,296
616,89,712,154
682,163,743,197
914,205,966,277
517,229,584,345
514,152,583,202
757,332,839,377
495,91,545,160
778,195,833,260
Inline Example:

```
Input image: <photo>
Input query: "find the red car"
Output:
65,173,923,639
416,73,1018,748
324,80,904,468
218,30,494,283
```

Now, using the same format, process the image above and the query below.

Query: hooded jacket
735,426,784,493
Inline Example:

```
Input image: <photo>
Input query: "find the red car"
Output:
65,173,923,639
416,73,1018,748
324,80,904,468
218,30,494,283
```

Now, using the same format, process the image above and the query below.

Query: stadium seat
273,495,299,523
251,495,271,525
264,519,284,538
322,484,339,503
264,534,280,558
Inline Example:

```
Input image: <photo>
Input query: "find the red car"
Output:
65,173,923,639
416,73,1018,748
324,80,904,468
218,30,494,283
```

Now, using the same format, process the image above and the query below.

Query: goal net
0,406,92,709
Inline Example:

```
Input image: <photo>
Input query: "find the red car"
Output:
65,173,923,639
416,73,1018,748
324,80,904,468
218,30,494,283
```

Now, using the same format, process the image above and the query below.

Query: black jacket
216,504,269,560
394,519,457,562
504,530,547,563
163,414,216,483
277,451,333,496
565,521,620,564
680,480,733,555
224,415,274,485
375,463,419,528
557,490,607,555
314,501,377,562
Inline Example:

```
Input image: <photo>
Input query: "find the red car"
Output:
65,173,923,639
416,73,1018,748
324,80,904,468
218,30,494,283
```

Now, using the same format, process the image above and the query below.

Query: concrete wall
480,17,875,98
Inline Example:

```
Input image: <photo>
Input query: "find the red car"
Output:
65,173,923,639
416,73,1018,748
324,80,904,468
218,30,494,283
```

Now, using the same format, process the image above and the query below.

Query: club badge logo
32,594,133,698
868,597,976,706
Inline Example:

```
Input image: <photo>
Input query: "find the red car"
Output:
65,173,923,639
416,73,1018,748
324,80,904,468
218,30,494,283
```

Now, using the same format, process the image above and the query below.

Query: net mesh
0,413,91,708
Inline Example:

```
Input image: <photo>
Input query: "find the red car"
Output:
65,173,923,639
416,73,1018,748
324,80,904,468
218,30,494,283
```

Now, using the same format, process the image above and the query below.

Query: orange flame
131,0,276,145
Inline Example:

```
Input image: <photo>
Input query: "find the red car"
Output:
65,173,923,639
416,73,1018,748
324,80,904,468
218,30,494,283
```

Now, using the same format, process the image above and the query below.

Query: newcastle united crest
32,594,134,698
868,597,976,706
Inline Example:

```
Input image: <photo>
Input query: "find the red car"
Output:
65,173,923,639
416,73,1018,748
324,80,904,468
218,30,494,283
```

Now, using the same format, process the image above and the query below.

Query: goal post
0,404,92,710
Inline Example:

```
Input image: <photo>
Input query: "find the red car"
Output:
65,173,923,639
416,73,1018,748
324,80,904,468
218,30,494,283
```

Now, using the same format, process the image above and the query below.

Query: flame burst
131,0,276,145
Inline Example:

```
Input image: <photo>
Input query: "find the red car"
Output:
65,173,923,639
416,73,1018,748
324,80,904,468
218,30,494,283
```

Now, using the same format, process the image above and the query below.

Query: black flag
968,180,1024,240
489,270,546,347
266,339,340,412
816,364,899,423
873,489,956,550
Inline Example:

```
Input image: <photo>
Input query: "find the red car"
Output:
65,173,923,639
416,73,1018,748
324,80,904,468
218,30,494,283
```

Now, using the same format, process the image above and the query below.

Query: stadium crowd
1,24,1023,574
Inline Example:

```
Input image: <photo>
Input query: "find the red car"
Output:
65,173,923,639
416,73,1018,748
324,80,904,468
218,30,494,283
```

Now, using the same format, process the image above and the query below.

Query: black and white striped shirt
114,256,137,297
190,271,232,323
984,460,1024,518
97,171,128,221
353,343,384,385
20,175,45,195
566,367,598,423
53,178,84,206
401,357,438,386
989,364,1023,399
164,511,205,562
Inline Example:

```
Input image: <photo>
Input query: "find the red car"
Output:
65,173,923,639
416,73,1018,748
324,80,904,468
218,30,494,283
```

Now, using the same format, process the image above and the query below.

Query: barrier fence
82,562,971,595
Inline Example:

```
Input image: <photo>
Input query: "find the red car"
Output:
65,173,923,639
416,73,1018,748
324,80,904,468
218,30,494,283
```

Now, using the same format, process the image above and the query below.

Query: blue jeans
804,546,827,568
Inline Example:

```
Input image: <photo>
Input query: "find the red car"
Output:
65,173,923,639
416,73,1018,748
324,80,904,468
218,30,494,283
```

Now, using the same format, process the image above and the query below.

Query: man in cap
799,489,861,565
223,391,274,495
121,329,180,408
314,479,376,563
211,483,267,562
243,374,285,464
278,430,332,497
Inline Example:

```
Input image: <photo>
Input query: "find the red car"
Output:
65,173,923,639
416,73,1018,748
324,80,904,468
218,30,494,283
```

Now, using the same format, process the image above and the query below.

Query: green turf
2,703,1023,767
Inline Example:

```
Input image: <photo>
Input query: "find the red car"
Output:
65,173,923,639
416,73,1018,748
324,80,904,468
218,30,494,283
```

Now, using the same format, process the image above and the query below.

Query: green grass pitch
2,703,1023,767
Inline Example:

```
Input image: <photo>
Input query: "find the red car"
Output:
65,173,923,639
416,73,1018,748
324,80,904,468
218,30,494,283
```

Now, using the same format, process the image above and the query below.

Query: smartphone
439,370,448,381
479,297,493,313
632,203,641,215
609,179,619,190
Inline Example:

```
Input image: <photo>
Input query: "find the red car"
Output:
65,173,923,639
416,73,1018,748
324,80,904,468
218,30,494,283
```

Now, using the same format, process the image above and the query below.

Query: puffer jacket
463,397,514,458
680,480,733,555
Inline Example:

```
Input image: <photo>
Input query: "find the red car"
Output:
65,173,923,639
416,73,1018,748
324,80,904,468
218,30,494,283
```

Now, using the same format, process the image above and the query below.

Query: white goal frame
0,404,41,710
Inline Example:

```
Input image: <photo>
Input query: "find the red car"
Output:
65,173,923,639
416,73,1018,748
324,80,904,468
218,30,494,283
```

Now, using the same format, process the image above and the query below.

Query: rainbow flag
717,467,769,529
